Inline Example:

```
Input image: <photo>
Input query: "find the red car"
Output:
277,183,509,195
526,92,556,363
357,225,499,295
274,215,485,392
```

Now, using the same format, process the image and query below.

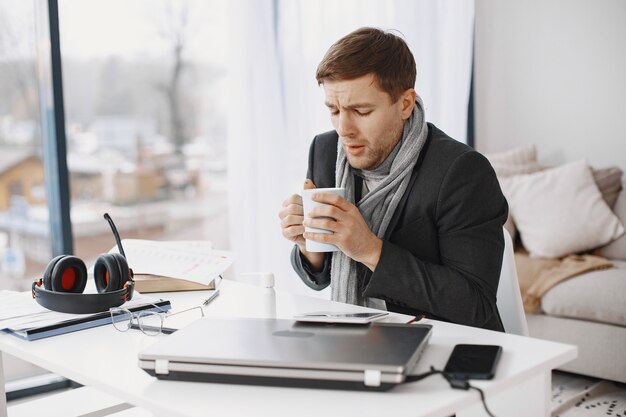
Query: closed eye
327,108,372,117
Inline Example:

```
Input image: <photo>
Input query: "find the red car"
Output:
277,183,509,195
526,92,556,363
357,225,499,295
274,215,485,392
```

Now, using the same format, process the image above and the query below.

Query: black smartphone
444,344,502,380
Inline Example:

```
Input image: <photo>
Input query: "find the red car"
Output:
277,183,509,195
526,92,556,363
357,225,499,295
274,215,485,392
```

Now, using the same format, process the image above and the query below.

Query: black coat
291,123,508,331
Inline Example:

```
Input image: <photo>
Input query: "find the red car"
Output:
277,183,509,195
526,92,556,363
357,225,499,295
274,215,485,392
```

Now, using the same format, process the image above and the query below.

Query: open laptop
138,317,432,391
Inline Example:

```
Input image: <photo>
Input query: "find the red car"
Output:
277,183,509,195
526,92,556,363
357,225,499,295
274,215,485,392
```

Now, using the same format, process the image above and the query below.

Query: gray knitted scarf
331,96,429,308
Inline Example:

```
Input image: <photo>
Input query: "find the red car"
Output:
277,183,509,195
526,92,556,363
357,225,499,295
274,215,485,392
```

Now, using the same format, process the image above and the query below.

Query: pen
202,289,220,307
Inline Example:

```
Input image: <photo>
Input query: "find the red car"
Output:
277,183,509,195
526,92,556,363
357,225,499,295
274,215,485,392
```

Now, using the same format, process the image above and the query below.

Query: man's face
323,74,413,170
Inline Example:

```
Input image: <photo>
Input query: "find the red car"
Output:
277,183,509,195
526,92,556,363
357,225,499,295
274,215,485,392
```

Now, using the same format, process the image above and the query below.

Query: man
278,27,508,331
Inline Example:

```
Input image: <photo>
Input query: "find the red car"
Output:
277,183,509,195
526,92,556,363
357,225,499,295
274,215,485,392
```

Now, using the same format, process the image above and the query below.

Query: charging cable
405,366,496,417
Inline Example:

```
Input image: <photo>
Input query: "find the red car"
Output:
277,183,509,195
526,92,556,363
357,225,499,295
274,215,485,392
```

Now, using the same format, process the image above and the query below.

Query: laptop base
143,369,397,391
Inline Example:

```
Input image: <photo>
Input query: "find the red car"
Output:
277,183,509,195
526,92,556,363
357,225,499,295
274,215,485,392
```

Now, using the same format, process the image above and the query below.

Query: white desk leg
543,370,552,416
1,351,7,417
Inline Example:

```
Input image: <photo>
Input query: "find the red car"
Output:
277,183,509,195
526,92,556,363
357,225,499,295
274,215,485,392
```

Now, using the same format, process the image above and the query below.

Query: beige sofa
485,145,626,384
526,181,626,383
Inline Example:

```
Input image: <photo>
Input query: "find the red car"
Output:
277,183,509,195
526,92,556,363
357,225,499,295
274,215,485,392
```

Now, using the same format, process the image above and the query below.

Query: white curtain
228,0,475,296
227,0,293,284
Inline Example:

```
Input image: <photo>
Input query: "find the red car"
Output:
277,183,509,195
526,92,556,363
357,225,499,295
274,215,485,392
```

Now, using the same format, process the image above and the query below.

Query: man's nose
336,112,356,138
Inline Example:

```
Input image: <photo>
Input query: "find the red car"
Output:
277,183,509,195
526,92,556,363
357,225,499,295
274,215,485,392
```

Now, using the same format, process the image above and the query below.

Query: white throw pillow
499,160,625,258
483,144,543,242
484,144,542,177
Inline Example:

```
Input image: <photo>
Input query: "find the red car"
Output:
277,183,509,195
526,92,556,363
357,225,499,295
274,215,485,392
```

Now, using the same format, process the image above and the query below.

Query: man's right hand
279,193,307,249
279,179,316,250
279,179,325,271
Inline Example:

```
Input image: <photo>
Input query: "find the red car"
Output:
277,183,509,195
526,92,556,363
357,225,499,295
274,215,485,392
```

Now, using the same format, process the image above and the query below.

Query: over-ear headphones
32,213,135,314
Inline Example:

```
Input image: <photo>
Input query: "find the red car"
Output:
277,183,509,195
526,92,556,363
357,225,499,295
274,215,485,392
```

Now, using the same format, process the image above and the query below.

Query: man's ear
399,89,417,120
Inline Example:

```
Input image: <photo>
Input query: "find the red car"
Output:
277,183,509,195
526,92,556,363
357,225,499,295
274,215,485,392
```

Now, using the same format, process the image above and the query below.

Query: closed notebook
3,298,171,341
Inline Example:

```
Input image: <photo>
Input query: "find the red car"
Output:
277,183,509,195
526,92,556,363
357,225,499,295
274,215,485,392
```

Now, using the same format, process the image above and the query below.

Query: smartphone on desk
293,311,388,324
444,344,502,380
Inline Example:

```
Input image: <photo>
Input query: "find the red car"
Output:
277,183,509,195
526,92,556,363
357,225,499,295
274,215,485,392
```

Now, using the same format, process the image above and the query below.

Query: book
131,274,220,293
0,291,171,341
108,240,234,293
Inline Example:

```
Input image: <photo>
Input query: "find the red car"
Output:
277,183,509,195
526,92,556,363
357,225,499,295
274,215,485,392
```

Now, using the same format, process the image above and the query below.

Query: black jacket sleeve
363,151,508,329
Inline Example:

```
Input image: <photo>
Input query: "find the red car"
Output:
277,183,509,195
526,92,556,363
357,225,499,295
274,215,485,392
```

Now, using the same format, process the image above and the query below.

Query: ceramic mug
301,187,346,252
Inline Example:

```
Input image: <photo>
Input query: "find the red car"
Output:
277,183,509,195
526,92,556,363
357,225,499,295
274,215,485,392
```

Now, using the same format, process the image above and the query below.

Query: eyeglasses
110,303,205,336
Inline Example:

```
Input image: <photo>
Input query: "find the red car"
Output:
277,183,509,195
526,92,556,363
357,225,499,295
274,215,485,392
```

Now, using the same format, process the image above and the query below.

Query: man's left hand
302,193,382,271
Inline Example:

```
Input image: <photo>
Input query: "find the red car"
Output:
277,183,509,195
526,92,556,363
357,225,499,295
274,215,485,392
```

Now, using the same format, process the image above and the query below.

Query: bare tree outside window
152,0,196,163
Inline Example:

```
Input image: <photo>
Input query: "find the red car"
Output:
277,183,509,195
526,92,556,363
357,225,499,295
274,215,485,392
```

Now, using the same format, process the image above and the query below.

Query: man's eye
329,110,339,116
355,110,372,117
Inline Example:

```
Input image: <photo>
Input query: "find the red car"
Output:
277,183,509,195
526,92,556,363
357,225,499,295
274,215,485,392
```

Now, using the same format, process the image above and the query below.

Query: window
58,0,231,263
0,0,51,289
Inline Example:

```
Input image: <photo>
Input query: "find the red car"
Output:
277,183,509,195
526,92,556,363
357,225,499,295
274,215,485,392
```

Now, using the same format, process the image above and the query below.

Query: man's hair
316,27,416,102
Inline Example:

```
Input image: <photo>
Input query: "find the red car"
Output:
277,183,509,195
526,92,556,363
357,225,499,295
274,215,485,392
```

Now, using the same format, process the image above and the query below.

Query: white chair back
496,228,529,336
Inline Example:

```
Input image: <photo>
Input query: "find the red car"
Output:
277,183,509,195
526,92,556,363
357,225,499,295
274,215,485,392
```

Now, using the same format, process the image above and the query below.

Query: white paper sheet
109,239,234,285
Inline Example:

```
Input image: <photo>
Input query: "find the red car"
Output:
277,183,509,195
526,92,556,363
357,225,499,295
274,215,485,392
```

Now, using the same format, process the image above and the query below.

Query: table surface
0,279,577,417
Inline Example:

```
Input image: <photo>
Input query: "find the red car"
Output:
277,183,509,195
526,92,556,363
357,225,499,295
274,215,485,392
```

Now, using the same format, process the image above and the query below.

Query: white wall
474,0,626,168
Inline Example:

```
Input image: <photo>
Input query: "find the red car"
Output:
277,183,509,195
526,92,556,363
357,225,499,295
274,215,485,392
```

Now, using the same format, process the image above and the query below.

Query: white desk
1,279,576,417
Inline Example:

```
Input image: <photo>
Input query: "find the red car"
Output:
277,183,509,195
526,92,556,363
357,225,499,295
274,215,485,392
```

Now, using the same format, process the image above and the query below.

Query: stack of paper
109,239,234,293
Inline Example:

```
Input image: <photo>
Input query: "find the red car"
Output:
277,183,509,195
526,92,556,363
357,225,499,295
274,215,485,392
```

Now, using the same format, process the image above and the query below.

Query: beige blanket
515,250,613,313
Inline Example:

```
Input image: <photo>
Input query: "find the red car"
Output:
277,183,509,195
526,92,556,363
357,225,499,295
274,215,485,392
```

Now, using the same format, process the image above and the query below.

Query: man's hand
278,179,325,270
303,193,383,271
279,179,316,249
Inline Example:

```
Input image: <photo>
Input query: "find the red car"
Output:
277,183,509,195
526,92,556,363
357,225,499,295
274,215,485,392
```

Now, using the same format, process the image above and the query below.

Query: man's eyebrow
344,103,375,109
324,102,375,109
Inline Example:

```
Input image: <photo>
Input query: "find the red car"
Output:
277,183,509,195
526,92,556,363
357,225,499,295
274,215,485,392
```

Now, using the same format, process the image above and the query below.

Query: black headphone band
32,280,135,314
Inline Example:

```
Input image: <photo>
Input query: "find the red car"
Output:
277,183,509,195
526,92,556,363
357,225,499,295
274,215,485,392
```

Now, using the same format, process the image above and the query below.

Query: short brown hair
316,27,416,102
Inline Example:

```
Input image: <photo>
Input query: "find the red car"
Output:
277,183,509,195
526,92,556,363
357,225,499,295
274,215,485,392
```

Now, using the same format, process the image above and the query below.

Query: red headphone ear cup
43,255,67,290
94,254,121,293
49,256,87,293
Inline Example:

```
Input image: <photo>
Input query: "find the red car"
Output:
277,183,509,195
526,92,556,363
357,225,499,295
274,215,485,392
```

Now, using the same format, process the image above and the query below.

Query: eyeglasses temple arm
167,305,205,317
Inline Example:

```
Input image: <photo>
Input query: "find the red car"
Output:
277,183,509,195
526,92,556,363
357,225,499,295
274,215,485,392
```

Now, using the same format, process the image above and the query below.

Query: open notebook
109,239,234,292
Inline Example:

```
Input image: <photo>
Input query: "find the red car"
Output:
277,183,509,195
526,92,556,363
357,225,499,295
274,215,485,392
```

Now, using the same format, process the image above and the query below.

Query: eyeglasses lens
138,311,163,336
111,309,132,332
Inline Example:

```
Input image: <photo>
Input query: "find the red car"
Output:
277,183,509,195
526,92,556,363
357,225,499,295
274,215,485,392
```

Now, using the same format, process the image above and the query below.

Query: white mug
301,187,346,252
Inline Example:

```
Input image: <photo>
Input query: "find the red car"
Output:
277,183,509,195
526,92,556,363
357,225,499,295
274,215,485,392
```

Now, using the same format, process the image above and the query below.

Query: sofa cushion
527,314,626,383
541,260,626,327
484,145,623,250
596,182,626,261
484,144,542,177
500,160,625,258
484,144,543,241
592,167,623,209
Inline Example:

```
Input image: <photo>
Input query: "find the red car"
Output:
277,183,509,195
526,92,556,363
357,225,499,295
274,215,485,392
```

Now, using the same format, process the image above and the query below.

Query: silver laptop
138,317,432,391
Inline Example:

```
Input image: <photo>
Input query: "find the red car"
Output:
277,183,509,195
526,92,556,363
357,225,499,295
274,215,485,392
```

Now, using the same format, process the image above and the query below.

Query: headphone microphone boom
32,213,135,314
